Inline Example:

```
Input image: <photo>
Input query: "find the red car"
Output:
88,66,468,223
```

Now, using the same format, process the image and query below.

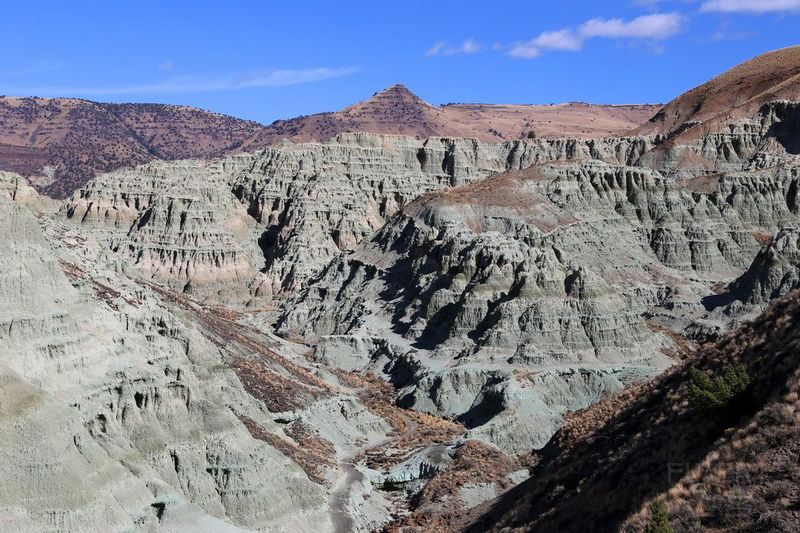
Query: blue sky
1,0,799,124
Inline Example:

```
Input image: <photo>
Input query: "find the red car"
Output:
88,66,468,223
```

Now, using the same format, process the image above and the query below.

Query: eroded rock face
733,227,800,304
639,101,800,179
65,133,651,301
64,161,262,302
0,196,329,531
229,133,651,297
278,160,800,453
62,122,797,306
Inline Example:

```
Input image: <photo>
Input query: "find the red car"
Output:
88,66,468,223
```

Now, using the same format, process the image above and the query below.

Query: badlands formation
0,86,656,199
1,46,799,531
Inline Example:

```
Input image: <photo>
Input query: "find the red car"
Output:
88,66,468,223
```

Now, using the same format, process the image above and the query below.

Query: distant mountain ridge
240,83,660,150
0,87,660,198
0,96,262,197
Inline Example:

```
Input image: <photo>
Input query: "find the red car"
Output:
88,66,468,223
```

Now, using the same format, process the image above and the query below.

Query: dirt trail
328,460,361,533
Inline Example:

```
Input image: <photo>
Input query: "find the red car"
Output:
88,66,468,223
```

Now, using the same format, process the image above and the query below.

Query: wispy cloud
700,0,800,12
510,13,685,59
507,43,541,59
533,30,585,50
11,66,359,96
426,39,482,57
0,61,65,77
580,13,685,39
158,61,175,72
509,29,584,58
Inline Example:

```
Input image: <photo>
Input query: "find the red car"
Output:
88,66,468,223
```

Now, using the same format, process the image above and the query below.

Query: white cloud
509,13,684,59
700,0,800,12
579,13,685,39
533,30,584,50
12,67,359,96
158,61,175,72
509,29,583,58
426,39,482,57
508,43,541,59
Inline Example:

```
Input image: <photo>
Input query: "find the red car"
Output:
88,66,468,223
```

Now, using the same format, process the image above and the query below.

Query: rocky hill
0,88,657,200
635,45,800,141
58,46,800,460
64,133,653,303
240,84,660,149
0,97,261,197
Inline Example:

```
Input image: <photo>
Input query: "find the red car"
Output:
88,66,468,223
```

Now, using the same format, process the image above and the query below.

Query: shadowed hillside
466,289,800,532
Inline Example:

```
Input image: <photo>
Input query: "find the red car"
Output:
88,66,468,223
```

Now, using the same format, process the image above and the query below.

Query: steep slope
0,96,261,197
467,288,800,532
635,46,800,139
241,84,659,149
0,175,528,532
65,160,262,303
5,45,800,532
106,102,262,159
730,227,800,305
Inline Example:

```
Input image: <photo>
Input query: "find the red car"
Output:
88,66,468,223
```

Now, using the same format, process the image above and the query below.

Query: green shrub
688,363,751,417
646,500,674,533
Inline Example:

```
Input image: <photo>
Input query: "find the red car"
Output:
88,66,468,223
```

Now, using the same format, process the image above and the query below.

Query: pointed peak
344,84,433,114
368,84,431,105
375,84,418,97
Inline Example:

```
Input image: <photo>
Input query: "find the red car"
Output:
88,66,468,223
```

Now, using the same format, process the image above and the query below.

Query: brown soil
241,85,660,150
240,416,336,485
0,97,261,197
384,440,526,533
333,370,464,463
404,164,578,233
634,46,800,140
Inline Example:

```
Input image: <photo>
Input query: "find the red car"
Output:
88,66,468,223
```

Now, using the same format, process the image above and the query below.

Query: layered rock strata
66,133,652,301
64,161,261,302
278,160,800,452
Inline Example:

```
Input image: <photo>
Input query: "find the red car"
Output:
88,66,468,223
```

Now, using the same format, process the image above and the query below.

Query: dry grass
384,440,523,533
243,85,660,150
139,280,335,413
239,416,335,485
404,164,578,234
228,356,325,412
752,230,775,247
0,96,260,197
636,45,800,139
59,259,142,309
646,319,699,361
332,370,463,471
